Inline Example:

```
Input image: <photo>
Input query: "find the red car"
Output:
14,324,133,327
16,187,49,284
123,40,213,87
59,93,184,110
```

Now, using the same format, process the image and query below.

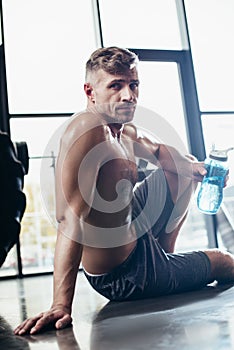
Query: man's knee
204,249,234,283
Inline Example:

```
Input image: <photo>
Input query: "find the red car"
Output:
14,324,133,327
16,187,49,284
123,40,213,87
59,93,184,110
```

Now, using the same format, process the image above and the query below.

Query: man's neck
85,104,124,138
109,123,124,140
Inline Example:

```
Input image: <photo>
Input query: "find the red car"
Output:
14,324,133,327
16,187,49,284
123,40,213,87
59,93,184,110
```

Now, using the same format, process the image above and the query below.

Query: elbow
56,214,64,224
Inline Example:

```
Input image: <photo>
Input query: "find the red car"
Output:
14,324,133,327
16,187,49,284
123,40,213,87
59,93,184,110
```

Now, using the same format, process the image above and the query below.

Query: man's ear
84,83,95,103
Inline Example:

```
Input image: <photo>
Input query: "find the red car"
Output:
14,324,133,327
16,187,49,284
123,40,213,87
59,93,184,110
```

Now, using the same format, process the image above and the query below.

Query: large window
185,0,234,249
99,0,183,50
2,0,97,114
185,0,234,111
1,1,234,277
0,117,68,276
137,61,188,147
185,0,234,190
1,0,99,275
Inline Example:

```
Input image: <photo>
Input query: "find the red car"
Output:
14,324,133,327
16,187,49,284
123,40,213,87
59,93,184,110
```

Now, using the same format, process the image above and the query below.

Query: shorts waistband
82,266,107,277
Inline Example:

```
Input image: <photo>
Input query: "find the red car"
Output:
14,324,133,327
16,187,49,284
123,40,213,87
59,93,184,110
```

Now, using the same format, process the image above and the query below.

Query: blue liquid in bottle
197,149,231,215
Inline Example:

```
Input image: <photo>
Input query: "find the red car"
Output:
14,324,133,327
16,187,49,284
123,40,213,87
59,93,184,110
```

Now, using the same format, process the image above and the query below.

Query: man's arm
124,123,206,181
14,116,105,335
14,232,82,336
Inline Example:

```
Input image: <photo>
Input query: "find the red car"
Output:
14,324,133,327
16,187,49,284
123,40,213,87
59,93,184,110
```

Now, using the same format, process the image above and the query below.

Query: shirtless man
15,47,234,335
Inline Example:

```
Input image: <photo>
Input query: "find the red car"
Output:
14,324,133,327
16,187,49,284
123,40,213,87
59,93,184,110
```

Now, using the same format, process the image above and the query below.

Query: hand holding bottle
197,147,233,215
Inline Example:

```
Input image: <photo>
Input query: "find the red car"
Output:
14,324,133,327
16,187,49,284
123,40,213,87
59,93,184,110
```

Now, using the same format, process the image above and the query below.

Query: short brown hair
85,46,138,82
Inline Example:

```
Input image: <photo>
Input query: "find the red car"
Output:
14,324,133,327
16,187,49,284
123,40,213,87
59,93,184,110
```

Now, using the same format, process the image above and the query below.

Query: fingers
14,313,43,335
197,164,207,177
29,313,56,335
55,314,73,330
191,162,206,182
14,310,72,335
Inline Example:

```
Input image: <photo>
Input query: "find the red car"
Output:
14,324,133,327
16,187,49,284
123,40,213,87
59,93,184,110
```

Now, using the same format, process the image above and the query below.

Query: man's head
84,47,139,124
85,46,139,83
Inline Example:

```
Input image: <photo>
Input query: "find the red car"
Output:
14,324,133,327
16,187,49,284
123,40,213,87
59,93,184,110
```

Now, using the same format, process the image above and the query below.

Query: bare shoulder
123,122,138,141
61,111,108,149
124,122,160,144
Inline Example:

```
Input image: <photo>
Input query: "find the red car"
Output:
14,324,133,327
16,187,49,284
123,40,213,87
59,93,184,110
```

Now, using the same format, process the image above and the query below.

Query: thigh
137,238,212,297
126,235,212,298
164,250,213,294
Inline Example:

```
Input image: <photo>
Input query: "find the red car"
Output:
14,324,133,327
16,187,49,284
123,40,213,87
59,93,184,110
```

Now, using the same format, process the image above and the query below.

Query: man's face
87,68,139,123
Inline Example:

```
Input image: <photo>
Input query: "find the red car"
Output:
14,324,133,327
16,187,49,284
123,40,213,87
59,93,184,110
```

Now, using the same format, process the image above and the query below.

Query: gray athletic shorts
84,169,212,301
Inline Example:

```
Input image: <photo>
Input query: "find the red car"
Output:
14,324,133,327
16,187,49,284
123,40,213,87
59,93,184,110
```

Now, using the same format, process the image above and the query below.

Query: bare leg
158,169,196,253
158,212,188,253
204,249,234,283
158,167,234,284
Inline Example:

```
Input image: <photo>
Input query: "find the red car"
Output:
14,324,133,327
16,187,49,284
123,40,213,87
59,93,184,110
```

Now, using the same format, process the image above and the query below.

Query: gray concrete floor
0,273,234,350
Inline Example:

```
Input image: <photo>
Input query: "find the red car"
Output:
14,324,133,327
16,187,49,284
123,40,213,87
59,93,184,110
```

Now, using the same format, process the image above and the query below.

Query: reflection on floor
0,273,234,350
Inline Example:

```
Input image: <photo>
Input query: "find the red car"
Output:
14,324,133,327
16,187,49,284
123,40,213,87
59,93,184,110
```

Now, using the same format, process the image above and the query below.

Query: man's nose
121,86,135,102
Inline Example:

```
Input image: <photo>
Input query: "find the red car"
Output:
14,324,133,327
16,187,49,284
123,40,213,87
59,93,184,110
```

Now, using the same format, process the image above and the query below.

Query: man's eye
110,83,121,89
130,83,139,90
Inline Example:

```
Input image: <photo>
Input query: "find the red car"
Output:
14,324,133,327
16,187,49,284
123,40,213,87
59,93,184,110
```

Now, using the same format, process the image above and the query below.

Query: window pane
136,61,188,150
0,247,18,277
99,0,183,49
10,117,68,274
3,0,97,114
185,0,234,111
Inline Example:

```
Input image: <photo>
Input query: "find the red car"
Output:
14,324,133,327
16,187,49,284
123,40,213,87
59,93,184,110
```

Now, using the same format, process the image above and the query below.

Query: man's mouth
116,104,136,112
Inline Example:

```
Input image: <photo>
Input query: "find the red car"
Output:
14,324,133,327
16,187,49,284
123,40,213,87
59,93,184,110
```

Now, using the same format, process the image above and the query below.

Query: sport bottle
197,147,233,214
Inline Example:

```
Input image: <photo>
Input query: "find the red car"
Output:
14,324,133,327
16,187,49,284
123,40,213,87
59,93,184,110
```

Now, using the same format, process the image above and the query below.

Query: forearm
14,228,82,336
157,144,194,178
132,125,196,178
52,228,83,313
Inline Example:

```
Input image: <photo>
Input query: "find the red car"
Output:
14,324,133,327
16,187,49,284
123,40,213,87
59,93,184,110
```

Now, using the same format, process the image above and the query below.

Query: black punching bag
0,131,28,267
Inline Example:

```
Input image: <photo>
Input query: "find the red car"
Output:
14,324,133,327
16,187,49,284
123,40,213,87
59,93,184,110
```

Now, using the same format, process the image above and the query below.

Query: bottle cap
209,147,234,161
